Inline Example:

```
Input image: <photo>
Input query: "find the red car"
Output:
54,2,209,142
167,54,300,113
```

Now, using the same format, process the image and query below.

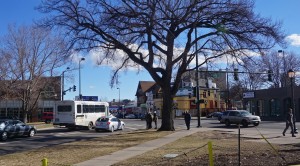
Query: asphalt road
0,118,289,155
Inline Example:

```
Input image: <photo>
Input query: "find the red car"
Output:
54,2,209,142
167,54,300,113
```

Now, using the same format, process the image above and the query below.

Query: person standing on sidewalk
145,109,153,129
184,111,191,130
283,108,296,137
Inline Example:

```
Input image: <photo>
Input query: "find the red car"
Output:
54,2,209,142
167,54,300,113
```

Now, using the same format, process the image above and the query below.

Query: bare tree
260,50,300,88
0,24,68,123
37,0,284,131
240,50,300,89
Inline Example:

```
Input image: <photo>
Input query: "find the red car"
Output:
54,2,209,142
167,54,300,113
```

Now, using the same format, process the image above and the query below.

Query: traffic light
234,68,239,81
268,70,273,82
63,91,66,95
73,85,76,92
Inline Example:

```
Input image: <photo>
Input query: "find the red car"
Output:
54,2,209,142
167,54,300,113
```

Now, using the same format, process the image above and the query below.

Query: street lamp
79,57,85,100
288,69,298,134
195,28,201,128
117,87,123,118
61,67,70,101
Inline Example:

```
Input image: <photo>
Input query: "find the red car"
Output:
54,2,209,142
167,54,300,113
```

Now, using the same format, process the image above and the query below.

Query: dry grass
0,130,172,166
1,129,300,166
113,130,300,166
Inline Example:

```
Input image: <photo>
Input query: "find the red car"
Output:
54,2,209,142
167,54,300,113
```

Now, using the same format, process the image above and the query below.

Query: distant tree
260,50,300,88
238,50,300,89
0,25,68,123
37,0,284,131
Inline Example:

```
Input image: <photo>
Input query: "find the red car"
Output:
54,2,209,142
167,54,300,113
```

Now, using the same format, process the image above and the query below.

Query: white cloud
286,34,300,47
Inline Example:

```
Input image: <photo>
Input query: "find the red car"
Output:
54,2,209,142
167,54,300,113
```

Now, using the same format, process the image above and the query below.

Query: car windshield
240,111,251,116
97,118,109,122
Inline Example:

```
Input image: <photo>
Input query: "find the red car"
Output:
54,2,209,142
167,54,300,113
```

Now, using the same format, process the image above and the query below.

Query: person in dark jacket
283,108,296,137
184,111,191,130
145,110,153,129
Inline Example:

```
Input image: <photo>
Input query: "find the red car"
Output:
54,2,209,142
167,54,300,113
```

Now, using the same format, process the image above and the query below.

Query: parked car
41,112,53,124
220,110,261,127
125,114,136,119
206,112,223,118
0,119,37,141
94,116,125,132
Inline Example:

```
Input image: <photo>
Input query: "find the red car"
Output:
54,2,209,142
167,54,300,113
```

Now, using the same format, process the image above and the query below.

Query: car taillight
107,122,110,125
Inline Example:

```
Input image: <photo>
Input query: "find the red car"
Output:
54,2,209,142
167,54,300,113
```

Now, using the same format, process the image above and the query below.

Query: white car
94,116,125,132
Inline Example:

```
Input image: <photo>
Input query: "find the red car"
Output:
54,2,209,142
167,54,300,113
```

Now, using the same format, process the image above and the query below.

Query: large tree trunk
158,89,175,131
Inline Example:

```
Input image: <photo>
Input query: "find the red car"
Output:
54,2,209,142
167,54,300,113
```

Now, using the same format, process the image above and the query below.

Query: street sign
243,92,255,99
75,96,98,101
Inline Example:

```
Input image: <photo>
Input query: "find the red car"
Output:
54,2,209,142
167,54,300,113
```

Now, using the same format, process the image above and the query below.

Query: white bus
53,100,109,130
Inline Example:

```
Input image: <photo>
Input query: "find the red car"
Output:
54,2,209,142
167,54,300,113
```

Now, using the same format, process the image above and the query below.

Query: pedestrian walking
145,110,153,129
184,111,191,130
153,111,158,129
283,108,296,137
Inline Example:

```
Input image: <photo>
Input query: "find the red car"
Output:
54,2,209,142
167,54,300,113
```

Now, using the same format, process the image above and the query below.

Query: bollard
208,141,214,166
41,158,48,166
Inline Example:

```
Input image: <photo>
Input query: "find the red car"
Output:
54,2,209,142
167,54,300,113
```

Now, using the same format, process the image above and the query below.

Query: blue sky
1,0,300,102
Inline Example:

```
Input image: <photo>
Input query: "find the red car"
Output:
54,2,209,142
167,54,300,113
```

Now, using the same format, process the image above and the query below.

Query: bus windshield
57,105,72,112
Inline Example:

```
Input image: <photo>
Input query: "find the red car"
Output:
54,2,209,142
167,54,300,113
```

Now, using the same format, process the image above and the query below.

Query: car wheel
111,126,114,132
241,120,248,127
87,122,93,130
225,120,230,127
28,129,36,137
254,122,259,126
1,131,8,141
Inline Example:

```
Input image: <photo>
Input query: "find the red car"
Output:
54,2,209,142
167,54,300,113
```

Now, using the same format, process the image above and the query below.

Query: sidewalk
74,125,299,166
74,128,199,166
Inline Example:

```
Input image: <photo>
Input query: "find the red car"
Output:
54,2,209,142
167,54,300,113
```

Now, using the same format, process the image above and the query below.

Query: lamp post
61,67,70,101
288,69,298,134
79,57,85,100
195,28,201,128
278,50,287,86
117,87,122,118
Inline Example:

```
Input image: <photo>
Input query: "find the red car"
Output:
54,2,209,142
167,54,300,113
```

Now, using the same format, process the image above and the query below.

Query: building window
270,99,281,117
202,92,206,98
0,108,6,117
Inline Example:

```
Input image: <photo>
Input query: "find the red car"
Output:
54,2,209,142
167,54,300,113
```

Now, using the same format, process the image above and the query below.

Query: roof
135,81,156,96
139,81,156,92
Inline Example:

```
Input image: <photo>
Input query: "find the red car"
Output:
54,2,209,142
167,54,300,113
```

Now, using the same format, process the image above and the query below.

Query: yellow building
151,87,221,117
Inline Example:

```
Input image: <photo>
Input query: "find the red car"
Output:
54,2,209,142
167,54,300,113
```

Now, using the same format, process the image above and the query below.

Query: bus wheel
87,122,93,130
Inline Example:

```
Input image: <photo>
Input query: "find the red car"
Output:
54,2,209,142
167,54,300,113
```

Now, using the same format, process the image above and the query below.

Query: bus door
75,104,84,126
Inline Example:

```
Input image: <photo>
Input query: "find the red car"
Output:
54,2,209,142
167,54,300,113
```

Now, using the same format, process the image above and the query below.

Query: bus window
95,105,105,113
88,105,95,113
83,105,89,113
57,105,72,112
77,105,82,114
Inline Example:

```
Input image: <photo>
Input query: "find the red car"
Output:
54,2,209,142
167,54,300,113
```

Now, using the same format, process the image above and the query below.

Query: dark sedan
0,119,37,141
